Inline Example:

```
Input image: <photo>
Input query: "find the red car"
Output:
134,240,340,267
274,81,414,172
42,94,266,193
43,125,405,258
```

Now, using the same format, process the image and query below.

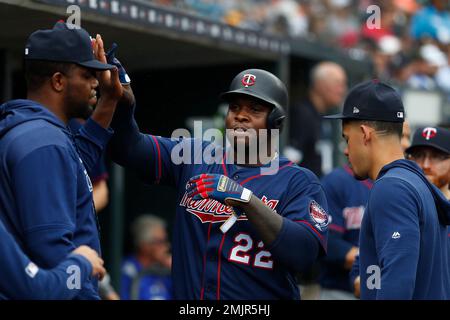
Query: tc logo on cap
353,107,360,114
422,127,437,140
242,74,256,87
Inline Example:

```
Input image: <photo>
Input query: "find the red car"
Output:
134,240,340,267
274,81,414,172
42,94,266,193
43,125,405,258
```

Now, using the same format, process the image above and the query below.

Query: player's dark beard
64,96,94,120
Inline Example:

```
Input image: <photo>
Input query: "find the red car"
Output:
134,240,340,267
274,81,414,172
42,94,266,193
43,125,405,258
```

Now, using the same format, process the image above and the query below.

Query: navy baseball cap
325,80,405,123
24,21,114,70
405,126,450,155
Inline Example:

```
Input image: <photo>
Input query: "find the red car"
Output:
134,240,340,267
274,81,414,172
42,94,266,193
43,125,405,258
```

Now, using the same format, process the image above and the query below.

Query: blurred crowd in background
148,0,450,99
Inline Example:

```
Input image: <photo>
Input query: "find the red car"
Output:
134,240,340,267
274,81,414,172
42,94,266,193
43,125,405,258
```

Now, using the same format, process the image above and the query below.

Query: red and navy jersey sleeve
264,166,329,273
108,103,215,187
277,167,330,252
143,135,186,186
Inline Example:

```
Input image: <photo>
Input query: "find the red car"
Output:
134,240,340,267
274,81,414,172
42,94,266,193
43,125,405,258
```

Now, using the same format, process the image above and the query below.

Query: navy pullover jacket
0,99,112,299
360,159,450,299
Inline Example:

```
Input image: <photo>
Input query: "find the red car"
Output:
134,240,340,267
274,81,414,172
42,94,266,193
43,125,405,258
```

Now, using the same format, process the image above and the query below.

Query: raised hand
92,34,123,102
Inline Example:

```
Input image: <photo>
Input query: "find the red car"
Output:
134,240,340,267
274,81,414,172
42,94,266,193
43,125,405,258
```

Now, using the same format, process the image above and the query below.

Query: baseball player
405,126,450,200
0,216,105,299
405,126,450,254
326,80,450,299
0,22,122,299
324,122,410,299
108,68,330,299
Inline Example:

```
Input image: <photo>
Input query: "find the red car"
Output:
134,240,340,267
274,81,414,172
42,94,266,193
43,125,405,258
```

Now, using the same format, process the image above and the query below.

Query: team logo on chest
179,192,279,223
309,200,329,231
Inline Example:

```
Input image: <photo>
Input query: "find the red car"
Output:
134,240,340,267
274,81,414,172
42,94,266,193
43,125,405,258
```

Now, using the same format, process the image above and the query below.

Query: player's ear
360,124,372,145
50,72,66,93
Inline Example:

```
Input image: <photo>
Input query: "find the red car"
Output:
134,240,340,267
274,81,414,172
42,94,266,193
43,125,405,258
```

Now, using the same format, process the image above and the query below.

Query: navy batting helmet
221,69,288,130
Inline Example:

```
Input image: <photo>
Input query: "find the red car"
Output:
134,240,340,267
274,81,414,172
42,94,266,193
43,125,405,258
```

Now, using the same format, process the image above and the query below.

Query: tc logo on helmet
422,127,437,140
241,74,256,87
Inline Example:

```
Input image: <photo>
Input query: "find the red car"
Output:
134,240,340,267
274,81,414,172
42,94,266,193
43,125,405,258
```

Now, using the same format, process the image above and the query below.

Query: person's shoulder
9,119,68,146
371,174,420,204
379,166,422,188
4,120,72,163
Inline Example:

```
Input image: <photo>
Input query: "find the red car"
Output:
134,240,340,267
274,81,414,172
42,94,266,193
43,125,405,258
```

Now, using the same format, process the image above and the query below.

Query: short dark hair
343,119,403,138
24,60,74,92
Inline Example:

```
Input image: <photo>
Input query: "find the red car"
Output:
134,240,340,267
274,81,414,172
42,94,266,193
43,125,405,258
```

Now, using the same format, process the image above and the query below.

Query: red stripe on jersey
216,233,226,300
239,161,294,186
329,224,346,233
151,136,162,184
222,153,228,176
200,222,213,300
294,220,324,241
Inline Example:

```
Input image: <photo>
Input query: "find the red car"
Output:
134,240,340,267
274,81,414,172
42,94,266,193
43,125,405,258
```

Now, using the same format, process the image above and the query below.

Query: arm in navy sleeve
267,180,328,272
239,173,328,273
73,117,113,177
0,221,92,299
234,193,319,273
369,178,420,299
268,219,319,273
108,103,184,185
107,103,152,179
11,145,78,268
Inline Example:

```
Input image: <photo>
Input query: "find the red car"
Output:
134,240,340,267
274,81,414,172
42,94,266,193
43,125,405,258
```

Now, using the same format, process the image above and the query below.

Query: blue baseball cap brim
323,113,347,119
405,143,450,155
78,59,115,70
